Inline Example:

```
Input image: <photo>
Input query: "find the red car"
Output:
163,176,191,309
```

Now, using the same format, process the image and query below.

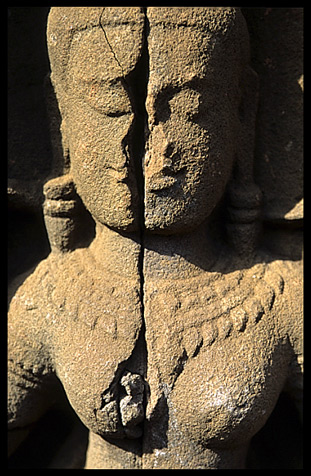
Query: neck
143,221,220,279
89,222,142,278
89,220,220,279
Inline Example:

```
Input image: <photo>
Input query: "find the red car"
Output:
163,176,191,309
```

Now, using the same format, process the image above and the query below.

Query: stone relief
8,7,303,469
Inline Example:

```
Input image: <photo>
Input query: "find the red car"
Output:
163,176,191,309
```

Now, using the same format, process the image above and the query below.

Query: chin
144,209,207,235
143,190,219,235
94,212,140,234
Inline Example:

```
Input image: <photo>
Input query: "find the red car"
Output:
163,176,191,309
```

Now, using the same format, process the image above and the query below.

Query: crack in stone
99,8,125,76
96,8,180,449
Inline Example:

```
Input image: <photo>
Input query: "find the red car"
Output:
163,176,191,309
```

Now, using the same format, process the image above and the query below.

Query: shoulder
275,258,303,359
267,257,303,409
263,257,303,337
247,253,303,374
8,249,91,341
215,251,302,347
8,248,95,376
9,252,76,313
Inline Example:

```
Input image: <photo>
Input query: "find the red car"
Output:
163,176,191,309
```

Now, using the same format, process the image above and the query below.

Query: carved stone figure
8,7,303,469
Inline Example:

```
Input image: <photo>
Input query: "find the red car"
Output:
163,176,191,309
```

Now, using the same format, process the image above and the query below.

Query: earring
43,174,95,253
226,180,262,257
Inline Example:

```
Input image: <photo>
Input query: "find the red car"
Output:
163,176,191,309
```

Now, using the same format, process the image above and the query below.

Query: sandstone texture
8,7,303,469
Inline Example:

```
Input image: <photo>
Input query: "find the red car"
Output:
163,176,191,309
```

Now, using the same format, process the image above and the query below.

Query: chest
141,273,290,467
50,263,290,467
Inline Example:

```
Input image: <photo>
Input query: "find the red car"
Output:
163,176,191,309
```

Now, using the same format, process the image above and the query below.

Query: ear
237,65,259,184
225,66,262,257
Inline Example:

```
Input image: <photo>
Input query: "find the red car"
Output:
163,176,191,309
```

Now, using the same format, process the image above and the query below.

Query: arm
8,266,58,455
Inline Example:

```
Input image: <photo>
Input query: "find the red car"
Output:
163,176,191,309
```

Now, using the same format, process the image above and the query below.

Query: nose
150,123,174,166
145,93,175,172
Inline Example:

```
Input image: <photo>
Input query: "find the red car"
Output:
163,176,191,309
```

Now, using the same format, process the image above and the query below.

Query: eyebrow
151,76,215,99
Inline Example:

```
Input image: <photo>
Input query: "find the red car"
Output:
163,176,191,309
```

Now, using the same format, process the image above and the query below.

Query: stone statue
8,7,303,469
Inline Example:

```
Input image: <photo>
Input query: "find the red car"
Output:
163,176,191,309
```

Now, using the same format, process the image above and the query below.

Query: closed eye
85,80,132,116
153,86,181,125
153,86,203,125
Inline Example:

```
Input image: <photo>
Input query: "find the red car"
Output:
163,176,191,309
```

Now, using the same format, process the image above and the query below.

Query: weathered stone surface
8,7,303,470
8,224,143,439
144,8,251,234
47,7,146,232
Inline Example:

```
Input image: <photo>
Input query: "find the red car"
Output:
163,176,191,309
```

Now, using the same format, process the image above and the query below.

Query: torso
14,246,301,469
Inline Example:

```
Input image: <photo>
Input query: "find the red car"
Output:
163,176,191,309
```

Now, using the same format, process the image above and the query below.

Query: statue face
144,19,242,233
49,8,246,234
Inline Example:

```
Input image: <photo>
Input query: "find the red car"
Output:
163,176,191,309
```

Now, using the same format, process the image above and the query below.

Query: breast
170,328,289,448
142,262,292,468
44,249,144,439
142,320,291,469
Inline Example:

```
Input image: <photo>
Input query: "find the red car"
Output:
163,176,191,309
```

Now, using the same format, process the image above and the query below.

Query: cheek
194,109,238,172
68,108,136,193
178,118,236,210
168,106,237,157
66,109,139,230
199,137,235,204
69,110,134,167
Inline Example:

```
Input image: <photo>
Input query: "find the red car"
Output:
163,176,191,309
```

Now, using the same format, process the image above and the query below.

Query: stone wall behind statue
8,7,52,280
243,8,303,261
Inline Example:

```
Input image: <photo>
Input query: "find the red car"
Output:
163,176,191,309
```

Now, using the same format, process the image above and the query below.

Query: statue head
47,7,261,250
47,7,146,232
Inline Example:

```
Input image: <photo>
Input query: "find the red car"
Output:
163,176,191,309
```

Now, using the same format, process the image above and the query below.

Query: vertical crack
137,5,149,425
130,8,149,445
117,7,149,444
97,7,150,449
125,7,149,343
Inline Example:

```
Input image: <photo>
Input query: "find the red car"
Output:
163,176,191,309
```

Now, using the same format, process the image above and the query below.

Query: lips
105,165,129,183
146,171,177,190
146,166,187,191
